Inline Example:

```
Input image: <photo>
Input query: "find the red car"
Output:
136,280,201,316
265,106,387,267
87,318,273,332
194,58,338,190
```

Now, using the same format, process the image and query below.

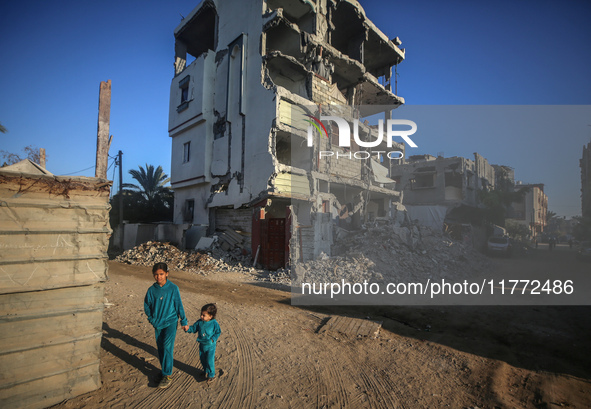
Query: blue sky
1,0,590,217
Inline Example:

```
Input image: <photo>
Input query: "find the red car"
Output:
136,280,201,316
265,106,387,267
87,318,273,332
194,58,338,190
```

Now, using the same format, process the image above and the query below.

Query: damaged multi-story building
505,183,548,239
388,153,496,230
168,0,407,269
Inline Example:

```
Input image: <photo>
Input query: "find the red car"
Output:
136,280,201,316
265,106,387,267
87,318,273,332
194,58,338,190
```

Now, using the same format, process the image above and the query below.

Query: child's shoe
158,375,172,388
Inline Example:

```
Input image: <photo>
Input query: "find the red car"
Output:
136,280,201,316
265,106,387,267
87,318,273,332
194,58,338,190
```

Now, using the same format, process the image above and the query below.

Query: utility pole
95,80,111,178
118,150,124,249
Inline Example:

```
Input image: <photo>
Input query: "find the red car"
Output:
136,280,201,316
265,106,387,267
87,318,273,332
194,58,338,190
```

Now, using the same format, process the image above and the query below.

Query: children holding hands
144,262,221,387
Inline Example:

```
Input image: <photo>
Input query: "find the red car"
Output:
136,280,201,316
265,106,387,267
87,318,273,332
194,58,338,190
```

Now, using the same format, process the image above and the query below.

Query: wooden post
39,148,46,168
95,80,111,179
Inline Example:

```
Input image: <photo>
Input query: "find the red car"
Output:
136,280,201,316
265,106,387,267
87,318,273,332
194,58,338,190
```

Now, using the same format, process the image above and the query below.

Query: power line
110,159,118,199
107,157,116,170
62,165,95,176
64,156,116,178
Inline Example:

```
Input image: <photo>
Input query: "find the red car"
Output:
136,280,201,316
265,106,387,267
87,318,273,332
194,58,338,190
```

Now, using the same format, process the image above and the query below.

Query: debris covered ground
115,240,290,285
115,222,493,288
297,223,493,285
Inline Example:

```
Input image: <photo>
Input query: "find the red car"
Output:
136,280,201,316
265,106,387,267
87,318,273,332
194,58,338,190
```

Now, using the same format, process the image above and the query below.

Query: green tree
545,211,567,237
572,216,591,241
0,122,7,134
110,164,174,228
477,177,530,227
505,220,531,240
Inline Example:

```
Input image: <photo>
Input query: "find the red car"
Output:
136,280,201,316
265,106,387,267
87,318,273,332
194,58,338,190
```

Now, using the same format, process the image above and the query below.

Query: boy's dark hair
201,303,217,319
152,262,168,273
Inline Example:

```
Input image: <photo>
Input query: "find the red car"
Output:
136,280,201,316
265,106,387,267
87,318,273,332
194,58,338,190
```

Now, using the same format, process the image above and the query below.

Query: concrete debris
115,220,492,289
295,222,492,286
115,241,254,276
114,241,290,286
195,237,215,250
214,227,248,252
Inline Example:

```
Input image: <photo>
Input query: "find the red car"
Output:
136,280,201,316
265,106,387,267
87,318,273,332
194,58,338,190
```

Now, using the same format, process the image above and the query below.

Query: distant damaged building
506,183,548,238
388,153,496,229
168,0,407,268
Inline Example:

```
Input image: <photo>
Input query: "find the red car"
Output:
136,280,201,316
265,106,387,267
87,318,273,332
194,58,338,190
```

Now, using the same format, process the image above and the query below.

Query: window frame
183,141,191,163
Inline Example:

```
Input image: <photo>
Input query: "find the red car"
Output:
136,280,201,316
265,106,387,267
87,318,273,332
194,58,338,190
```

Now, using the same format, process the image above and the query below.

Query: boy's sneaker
158,375,172,389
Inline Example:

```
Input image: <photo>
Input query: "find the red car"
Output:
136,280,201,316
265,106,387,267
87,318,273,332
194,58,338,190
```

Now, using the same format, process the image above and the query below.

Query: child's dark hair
152,262,168,273
202,303,217,319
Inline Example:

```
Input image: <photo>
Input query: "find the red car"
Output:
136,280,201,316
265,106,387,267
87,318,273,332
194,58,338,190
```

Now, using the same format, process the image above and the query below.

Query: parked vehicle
487,236,512,257
576,241,591,262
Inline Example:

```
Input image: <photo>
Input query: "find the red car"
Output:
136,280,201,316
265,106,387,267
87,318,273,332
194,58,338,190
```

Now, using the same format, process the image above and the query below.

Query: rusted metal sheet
0,167,111,409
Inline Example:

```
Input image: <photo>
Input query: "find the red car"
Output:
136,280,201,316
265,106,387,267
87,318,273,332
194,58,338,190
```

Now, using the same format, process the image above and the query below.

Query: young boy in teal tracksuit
144,262,189,388
185,303,221,382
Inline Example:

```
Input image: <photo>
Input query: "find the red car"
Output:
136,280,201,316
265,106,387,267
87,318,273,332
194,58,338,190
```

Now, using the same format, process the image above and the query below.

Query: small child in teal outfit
185,303,221,381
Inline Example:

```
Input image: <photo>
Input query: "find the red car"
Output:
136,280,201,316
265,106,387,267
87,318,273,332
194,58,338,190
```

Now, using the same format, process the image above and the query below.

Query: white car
487,236,512,257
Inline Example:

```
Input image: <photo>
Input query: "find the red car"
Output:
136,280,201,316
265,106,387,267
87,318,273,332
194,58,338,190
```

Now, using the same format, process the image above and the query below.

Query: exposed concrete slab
195,236,216,250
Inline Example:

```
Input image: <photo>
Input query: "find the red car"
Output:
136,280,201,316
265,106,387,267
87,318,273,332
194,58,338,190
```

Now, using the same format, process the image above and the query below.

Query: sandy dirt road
52,245,591,408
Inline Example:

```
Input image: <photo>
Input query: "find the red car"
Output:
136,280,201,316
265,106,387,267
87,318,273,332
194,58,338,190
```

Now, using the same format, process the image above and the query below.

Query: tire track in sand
300,334,359,409
211,315,256,409
132,296,205,409
381,340,464,408
131,338,202,408
345,341,408,409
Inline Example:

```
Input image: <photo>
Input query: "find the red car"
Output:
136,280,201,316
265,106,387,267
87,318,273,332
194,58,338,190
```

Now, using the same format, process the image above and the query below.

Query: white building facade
169,0,406,268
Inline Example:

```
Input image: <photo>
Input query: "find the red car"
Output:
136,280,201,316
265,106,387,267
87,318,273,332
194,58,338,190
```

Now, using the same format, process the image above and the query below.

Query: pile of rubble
208,240,253,268
115,241,256,276
115,221,493,287
114,240,291,286
294,223,493,286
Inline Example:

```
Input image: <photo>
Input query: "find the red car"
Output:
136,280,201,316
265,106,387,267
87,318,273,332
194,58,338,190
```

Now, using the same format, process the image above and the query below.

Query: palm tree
124,164,171,202
111,164,173,225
